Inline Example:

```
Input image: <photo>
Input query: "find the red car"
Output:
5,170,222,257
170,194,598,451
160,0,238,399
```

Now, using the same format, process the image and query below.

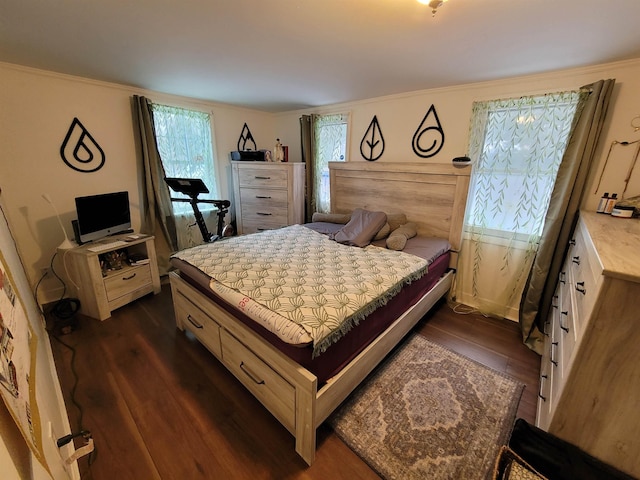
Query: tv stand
59,234,161,320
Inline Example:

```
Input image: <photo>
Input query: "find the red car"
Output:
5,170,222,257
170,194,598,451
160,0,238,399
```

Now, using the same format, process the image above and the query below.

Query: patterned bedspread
172,225,429,357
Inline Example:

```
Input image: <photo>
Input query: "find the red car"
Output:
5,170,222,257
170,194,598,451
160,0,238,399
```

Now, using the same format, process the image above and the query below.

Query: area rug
329,334,524,480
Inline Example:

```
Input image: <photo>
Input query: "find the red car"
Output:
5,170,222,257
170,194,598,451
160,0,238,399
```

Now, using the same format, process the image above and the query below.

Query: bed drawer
238,168,288,189
220,329,296,432
174,291,222,358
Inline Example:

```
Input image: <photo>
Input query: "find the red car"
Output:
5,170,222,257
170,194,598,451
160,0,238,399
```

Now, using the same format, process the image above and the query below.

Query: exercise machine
164,177,231,243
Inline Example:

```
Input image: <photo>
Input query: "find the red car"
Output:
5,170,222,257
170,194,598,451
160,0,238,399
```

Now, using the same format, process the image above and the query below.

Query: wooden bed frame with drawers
169,161,471,465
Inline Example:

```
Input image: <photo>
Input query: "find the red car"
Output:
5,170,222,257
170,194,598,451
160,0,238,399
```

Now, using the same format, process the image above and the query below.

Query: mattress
170,225,451,383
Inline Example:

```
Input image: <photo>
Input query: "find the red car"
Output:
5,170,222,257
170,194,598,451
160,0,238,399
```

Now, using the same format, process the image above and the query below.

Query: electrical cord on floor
37,252,96,472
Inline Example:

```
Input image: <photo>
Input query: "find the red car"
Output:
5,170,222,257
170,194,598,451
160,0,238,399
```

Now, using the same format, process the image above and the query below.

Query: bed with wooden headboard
168,161,470,465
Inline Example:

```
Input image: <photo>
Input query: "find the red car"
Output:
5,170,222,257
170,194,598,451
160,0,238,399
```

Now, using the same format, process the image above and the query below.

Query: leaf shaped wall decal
412,105,445,158
60,117,106,172
360,115,385,161
237,122,257,151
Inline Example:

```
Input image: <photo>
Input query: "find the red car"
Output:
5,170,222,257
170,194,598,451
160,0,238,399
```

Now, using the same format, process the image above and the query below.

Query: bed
168,161,471,465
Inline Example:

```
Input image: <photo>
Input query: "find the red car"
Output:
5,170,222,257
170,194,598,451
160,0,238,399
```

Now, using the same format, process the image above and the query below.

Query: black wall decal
60,117,106,172
360,115,385,161
237,123,257,151
412,105,445,158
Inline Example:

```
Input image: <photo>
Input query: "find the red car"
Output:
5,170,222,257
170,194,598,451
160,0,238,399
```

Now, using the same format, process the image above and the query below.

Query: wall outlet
48,422,75,478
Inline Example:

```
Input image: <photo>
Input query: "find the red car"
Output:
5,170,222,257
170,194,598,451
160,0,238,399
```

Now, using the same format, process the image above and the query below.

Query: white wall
272,58,640,317
5,59,639,310
0,62,274,304
274,58,640,210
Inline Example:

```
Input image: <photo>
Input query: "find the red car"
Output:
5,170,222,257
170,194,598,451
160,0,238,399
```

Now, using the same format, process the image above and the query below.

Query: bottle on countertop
604,193,618,214
597,192,609,213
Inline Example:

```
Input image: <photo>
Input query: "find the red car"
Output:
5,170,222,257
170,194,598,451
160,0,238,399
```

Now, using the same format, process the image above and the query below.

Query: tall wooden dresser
536,210,640,477
231,162,305,235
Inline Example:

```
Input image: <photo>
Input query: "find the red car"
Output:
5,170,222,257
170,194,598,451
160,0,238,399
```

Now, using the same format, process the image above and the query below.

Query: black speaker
71,219,82,245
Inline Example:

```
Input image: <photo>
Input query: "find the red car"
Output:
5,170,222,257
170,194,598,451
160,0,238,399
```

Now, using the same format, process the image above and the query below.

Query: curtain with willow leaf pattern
312,113,349,213
455,92,581,319
151,104,220,250
520,79,614,354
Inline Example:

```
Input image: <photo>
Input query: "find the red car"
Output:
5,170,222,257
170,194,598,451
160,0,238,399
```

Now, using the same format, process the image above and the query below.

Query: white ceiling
2,0,640,113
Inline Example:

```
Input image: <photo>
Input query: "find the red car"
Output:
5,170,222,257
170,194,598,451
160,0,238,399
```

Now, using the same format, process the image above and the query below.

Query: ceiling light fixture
417,0,449,16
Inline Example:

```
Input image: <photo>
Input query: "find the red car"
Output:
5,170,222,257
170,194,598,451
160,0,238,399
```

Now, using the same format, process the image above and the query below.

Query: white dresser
231,162,305,235
536,210,640,477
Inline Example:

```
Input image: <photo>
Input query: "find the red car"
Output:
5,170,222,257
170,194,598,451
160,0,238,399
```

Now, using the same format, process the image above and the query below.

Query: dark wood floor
48,278,540,480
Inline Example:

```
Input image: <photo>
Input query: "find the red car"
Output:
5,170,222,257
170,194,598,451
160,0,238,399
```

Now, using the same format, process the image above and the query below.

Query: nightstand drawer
104,265,152,301
221,329,295,432
238,168,288,188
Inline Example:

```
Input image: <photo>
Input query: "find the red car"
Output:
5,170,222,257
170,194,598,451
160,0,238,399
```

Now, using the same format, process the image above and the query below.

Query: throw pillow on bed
311,212,352,224
333,208,387,247
386,213,407,232
373,222,391,240
386,222,417,250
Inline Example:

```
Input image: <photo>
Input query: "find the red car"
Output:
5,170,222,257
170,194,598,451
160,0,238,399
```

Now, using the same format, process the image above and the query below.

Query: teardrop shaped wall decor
412,104,445,158
360,115,385,161
60,117,106,173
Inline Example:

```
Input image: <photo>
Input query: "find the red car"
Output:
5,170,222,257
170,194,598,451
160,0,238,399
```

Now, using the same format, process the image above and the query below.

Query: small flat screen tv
75,191,131,244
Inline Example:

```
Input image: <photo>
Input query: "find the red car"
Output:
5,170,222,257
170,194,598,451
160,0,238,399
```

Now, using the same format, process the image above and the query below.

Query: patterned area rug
329,334,524,480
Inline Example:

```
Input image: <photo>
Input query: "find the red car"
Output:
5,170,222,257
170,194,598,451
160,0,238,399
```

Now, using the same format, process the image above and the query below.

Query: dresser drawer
569,227,601,329
536,333,553,430
239,187,288,208
238,167,288,188
173,290,222,358
241,204,289,233
104,265,152,302
220,329,295,432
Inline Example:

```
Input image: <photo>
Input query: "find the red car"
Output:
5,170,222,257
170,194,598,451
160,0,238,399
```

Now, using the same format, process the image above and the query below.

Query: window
465,92,581,238
151,104,218,215
313,113,349,213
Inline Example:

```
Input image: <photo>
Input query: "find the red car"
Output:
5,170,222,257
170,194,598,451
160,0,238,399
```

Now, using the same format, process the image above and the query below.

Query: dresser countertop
580,210,640,283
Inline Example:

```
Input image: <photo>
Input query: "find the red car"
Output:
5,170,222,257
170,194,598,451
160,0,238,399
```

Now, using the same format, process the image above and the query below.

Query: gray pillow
332,208,387,247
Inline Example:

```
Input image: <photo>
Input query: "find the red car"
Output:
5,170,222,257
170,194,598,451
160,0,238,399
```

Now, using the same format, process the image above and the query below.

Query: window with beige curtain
455,92,580,319
151,103,220,249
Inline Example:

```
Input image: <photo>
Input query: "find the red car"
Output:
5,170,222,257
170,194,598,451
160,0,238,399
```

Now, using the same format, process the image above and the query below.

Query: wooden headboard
329,162,471,253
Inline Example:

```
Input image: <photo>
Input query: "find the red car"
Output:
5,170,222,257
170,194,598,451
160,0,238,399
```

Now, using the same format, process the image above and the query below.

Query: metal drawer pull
551,342,558,366
256,212,272,216
255,195,272,199
538,374,548,401
575,282,586,294
572,256,580,265
560,311,570,333
187,315,204,329
122,273,137,281
543,319,550,336
254,176,271,180
569,238,576,246
239,361,265,385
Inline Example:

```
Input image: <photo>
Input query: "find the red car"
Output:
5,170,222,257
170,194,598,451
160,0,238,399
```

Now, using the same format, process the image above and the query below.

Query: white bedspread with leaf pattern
172,225,428,357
